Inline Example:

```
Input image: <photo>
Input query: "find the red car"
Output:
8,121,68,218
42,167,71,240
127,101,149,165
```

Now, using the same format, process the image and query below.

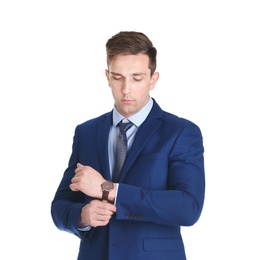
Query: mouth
121,99,133,104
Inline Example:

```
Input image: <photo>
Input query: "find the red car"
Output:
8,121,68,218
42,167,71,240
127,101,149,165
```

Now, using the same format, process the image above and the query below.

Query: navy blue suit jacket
51,99,205,260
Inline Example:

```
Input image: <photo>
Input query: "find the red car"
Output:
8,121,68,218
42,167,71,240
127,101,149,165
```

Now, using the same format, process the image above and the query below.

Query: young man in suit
51,31,205,260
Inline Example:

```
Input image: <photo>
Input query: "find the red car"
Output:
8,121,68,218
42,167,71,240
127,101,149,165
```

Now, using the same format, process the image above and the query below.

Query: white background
1,1,257,259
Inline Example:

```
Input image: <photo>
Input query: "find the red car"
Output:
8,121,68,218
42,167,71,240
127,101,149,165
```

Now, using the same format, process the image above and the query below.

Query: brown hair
106,31,157,76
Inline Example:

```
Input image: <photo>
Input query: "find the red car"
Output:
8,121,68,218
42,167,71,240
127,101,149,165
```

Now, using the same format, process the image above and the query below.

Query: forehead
109,53,150,73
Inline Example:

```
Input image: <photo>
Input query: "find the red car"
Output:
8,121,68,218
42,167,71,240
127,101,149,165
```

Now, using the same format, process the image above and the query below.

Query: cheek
110,83,122,94
136,84,151,96
110,86,121,99
109,79,123,88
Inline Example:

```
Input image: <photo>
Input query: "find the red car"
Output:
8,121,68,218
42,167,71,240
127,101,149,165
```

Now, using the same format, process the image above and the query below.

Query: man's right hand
79,199,116,228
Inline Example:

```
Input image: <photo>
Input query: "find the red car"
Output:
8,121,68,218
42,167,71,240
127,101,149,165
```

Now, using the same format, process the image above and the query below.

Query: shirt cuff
78,226,91,231
114,183,119,205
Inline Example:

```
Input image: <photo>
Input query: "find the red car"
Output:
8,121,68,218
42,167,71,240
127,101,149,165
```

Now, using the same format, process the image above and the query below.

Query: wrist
108,183,117,203
101,181,116,203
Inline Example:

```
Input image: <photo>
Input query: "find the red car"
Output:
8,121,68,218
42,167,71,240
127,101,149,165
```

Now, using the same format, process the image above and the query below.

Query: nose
122,78,131,94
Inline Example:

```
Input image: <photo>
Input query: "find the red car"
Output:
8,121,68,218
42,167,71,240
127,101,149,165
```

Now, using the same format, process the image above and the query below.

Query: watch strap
102,190,109,202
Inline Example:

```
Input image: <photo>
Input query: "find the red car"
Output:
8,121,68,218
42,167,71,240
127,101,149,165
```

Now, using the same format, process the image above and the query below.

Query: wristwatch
101,181,114,202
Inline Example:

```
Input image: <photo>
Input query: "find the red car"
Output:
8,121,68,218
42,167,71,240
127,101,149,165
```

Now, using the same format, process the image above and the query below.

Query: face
105,53,159,118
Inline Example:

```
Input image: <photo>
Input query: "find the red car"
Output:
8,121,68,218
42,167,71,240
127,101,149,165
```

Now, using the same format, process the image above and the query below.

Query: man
51,31,205,260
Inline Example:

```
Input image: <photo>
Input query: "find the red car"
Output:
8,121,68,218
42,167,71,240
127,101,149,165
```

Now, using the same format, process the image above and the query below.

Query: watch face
102,181,114,191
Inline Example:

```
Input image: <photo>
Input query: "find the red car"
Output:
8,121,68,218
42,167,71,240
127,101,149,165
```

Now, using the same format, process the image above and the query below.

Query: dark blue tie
112,121,133,182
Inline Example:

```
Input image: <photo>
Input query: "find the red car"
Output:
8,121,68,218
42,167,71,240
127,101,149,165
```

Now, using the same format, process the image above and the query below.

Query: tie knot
119,121,133,133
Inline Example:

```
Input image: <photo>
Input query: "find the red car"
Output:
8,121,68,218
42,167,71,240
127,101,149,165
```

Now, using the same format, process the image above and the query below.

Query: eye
133,77,143,82
112,75,122,80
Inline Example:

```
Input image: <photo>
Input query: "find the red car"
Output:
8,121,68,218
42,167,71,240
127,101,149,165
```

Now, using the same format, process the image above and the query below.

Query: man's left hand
70,163,105,198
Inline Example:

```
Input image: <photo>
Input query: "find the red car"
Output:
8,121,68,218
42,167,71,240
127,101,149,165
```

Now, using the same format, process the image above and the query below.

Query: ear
105,69,111,87
105,69,109,79
150,72,159,90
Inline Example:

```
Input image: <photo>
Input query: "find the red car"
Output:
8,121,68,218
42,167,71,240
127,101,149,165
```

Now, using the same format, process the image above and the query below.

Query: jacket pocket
144,238,184,251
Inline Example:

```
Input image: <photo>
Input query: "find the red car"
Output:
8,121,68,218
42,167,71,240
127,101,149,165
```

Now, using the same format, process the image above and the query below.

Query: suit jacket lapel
96,112,113,180
119,100,164,181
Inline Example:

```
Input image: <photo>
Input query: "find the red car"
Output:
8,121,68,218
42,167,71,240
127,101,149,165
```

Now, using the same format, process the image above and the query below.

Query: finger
75,163,85,174
69,183,79,191
71,176,77,183
100,202,117,213
77,162,84,168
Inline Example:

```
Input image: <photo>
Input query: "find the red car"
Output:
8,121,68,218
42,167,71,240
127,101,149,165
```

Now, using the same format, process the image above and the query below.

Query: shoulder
152,99,200,129
151,100,202,139
163,111,203,138
75,111,112,131
163,111,197,127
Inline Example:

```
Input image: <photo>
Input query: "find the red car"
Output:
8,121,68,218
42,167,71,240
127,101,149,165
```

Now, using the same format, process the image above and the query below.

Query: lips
122,99,133,104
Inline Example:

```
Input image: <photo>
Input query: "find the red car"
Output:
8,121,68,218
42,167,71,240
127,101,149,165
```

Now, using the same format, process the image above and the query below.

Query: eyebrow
109,72,147,77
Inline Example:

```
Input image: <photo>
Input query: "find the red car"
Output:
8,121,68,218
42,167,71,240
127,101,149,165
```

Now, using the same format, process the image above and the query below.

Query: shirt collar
112,97,153,127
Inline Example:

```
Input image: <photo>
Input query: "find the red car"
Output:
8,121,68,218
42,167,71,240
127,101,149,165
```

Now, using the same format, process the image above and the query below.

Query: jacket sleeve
50,125,93,240
115,123,205,227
